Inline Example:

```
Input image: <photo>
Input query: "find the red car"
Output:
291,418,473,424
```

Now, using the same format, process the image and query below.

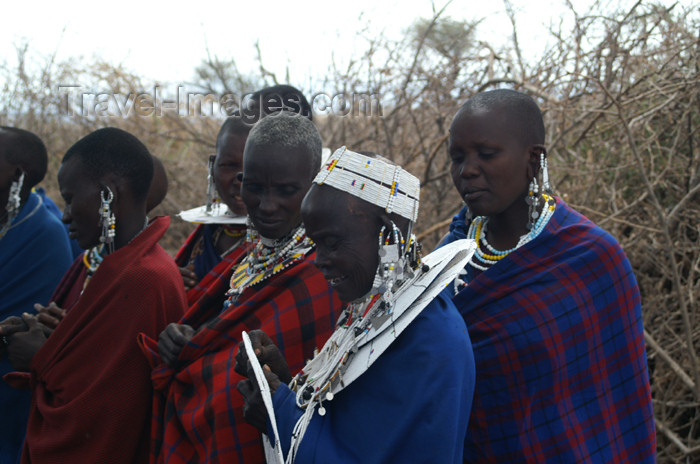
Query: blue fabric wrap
442,200,655,463
270,292,476,463
193,224,223,281
0,192,73,464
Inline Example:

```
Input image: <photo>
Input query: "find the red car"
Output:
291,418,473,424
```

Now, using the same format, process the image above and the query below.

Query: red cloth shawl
4,216,186,464
138,250,342,464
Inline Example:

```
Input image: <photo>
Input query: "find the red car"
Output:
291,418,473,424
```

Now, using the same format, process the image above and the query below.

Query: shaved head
0,127,48,189
456,89,545,147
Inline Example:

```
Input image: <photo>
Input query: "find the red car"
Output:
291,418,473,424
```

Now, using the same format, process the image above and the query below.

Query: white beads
466,195,556,272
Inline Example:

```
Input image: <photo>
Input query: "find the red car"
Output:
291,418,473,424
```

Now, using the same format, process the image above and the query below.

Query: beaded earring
205,154,219,213
0,172,24,239
540,152,553,195
465,206,473,223
526,176,540,231
99,187,116,254
245,216,258,244
372,224,400,304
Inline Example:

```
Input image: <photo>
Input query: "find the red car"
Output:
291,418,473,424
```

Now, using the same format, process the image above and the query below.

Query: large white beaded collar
244,238,477,464
313,147,420,222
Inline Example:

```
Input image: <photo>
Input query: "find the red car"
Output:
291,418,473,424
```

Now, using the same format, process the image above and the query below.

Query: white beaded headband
313,146,420,221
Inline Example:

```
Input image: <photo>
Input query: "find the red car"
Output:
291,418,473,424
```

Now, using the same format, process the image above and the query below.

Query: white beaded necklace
467,194,556,272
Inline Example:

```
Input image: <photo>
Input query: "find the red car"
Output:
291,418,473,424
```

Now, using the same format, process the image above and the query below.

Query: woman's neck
486,198,540,251
113,212,148,251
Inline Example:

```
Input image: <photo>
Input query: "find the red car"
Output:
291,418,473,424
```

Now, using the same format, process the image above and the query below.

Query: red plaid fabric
138,250,342,464
443,199,656,463
175,224,249,306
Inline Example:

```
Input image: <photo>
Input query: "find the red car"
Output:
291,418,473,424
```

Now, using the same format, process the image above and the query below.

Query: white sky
1,0,690,88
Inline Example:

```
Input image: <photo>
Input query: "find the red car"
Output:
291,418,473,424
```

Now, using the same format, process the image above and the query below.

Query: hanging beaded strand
223,225,313,309
284,228,423,463
99,187,116,255
0,172,24,240
541,152,553,194
81,245,106,292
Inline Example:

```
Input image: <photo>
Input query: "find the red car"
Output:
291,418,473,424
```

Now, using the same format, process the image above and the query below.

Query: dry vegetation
1,1,698,461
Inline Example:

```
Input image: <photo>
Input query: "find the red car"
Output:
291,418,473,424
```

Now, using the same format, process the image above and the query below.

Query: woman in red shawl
175,115,251,306
177,86,314,309
0,127,186,464
139,112,341,464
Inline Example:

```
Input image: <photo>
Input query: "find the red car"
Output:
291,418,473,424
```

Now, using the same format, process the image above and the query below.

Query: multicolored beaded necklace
467,194,556,272
222,225,313,309
82,245,106,292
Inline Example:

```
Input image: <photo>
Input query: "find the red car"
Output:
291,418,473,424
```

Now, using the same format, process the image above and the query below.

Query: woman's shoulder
550,198,625,251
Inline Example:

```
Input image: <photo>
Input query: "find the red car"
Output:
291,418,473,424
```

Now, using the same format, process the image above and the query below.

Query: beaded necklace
81,245,106,292
467,194,556,272
80,218,149,293
267,236,473,464
223,225,313,308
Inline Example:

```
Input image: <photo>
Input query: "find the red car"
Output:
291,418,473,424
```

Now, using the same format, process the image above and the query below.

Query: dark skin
160,140,316,369
240,143,314,240
448,104,545,251
179,132,248,291
235,186,400,432
0,157,149,371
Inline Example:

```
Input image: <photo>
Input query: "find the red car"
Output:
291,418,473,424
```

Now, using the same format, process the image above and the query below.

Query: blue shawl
443,198,656,463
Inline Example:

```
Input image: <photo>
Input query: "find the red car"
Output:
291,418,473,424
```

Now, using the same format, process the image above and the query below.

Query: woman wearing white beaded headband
235,148,476,464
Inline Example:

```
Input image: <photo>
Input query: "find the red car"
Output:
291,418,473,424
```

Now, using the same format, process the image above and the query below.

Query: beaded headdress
313,147,420,222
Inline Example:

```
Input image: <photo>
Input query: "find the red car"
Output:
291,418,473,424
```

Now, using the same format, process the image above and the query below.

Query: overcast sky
1,0,688,88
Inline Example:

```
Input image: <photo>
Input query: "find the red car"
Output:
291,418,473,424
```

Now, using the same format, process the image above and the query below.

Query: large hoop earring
100,187,116,254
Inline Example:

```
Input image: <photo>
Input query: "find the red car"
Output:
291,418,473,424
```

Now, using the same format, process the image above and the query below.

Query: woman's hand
158,323,195,367
235,329,292,384
179,265,197,291
5,313,47,371
35,302,66,332
235,330,290,432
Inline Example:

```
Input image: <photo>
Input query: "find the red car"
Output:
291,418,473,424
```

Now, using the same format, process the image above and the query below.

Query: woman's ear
527,145,546,179
100,175,121,208
378,212,410,239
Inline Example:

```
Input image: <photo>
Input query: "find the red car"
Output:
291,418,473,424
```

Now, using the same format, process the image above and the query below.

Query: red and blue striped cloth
175,224,249,307
442,198,656,463
138,249,342,464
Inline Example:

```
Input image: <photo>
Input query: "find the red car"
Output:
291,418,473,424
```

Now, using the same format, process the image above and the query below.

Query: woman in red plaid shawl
175,115,252,307
176,86,315,308
442,89,656,463
139,113,341,464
